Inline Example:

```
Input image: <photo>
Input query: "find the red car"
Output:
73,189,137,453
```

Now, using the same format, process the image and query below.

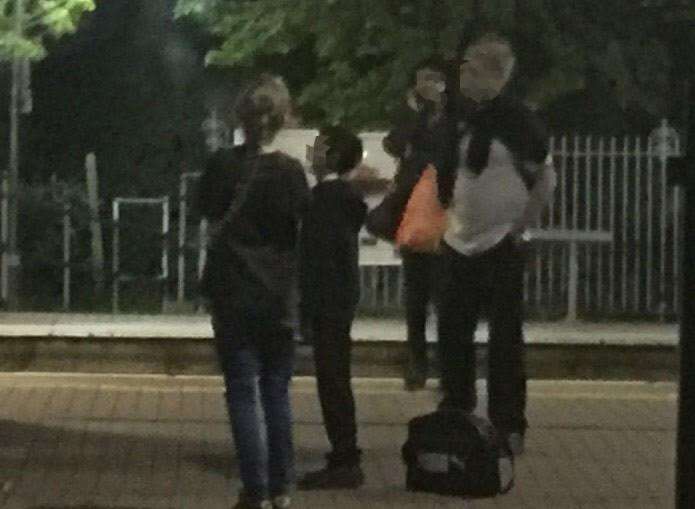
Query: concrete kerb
0,313,680,379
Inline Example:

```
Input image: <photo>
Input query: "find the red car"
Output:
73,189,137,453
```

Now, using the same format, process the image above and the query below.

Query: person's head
311,125,363,178
410,56,448,105
459,33,515,103
234,74,291,148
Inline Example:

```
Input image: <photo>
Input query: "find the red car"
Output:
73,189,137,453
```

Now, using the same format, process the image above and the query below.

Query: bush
17,182,91,310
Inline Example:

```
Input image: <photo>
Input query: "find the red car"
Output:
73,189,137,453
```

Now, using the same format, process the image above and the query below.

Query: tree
0,0,95,61
174,0,597,128
20,0,212,195
176,0,682,131
1,0,94,309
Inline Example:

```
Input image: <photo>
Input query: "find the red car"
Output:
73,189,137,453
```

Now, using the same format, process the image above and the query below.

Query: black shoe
297,464,365,490
232,492,272,509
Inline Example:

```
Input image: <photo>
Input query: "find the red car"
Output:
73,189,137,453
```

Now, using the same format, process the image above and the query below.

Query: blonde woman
198,74,309,509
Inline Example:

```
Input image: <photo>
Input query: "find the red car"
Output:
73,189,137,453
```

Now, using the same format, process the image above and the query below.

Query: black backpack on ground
401,410,514,498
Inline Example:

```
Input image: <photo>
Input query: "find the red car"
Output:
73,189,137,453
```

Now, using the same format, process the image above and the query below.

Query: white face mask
459,41,513,103
414,68,446,104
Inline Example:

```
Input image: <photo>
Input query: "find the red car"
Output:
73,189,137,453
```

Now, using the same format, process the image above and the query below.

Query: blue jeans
214,321,295,501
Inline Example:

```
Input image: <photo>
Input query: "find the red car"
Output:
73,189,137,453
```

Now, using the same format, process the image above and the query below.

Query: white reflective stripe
417,452,449,473
498,456,514,490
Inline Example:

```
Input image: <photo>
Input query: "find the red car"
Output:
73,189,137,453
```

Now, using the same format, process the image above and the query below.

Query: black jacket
300,179,367,314
374,102,447,239
198,146,309,250
197,146,309,329
437,94,549,205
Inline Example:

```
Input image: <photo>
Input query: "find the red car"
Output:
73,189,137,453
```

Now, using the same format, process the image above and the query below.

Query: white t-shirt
444,135,537,256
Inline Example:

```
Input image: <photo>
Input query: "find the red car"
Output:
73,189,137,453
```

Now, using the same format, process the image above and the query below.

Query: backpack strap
220,154,261,228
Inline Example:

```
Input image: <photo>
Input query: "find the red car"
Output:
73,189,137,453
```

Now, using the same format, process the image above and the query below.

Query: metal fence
174,131,683,320
525,135,683,319
111,197,170,313
3,130,680,317
0,177,92,311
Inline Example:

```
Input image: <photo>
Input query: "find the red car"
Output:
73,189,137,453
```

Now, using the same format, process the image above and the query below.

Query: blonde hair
235,74,292,147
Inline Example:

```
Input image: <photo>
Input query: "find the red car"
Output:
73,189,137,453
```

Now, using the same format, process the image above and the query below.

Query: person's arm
383,125,413,160
511,155,557,236
503,102,554,235
288,159,310,220
298,192,316,339
350,194,368,233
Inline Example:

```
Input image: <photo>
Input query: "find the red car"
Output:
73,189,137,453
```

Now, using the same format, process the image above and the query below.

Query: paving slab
0,374,677,509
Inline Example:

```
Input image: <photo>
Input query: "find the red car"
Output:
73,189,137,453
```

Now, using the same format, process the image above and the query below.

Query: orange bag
395,165,447,253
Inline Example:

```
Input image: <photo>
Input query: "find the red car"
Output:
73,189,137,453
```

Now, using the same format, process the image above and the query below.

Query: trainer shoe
232,493,272,509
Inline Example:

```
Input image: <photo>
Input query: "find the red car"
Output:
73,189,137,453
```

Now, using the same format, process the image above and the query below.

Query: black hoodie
300,179,367,314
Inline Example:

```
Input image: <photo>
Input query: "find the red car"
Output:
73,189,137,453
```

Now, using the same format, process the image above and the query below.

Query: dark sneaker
297,464,365,490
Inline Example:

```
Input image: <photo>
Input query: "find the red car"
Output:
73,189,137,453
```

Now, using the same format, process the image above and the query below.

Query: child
298,125,367,490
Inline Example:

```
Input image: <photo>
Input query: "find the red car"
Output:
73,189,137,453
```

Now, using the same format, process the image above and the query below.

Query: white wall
268,128,398,182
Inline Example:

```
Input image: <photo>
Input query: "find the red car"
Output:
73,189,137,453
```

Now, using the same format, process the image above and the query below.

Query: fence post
112,199,120,314
196,218,208,313
177,175,187,304
162,196,170,311
566,242,579,321
1,172,8,304
197,218,208,281
86,153,104,295
62,201,71,311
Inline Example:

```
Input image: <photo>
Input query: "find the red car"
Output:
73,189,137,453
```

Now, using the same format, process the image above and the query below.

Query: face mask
414,68,446,104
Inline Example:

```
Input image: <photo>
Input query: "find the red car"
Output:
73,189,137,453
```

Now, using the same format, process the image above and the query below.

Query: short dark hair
320,125,363,175
410,55,448,85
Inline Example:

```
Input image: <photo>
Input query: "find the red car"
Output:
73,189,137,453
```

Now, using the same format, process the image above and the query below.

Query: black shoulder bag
201,156,299,327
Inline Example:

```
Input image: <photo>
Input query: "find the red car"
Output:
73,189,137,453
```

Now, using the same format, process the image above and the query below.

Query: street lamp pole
5,0,24,310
